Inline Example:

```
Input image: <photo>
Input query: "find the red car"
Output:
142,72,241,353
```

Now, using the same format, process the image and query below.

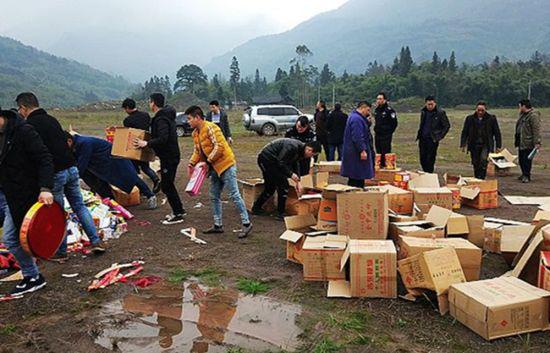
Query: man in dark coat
341,101,375,188
314,100,330,159
416,96,451,173
206,100,232,143
374,92,398,168
252,139,321,220
16,92,106,259
134,93,184,224
67,133,156,208
0,109,53,295
515,99,542,183
122,98,160,192
285,115,316,175
460,101,502,179
326,103,348,161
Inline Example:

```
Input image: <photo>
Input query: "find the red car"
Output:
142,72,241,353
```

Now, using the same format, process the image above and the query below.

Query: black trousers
419,138,439,173
253,156,289,215
375,134,393,168
160,160,184,215
518,148,534,179
81,170,115,199
470,145,490,179
347,178,365,188
133,160,159,183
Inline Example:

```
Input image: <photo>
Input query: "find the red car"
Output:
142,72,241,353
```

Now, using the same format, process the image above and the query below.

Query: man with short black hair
326,103,348,161
416,96,450,173
285,115,316,175
374,92,398,168
206,100,232,143
122,98,161,193
134,93,185,224
0,108,53,295
314,100,330,159
186,105,252,238
515,99,542,183
16,92,106,259
460,101,502,179
252,139,321,220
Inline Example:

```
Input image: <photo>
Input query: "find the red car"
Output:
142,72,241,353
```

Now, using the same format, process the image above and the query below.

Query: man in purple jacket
340,101,375,188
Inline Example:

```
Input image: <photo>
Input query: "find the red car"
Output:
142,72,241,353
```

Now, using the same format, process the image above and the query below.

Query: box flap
238,178,264,186
298,193,323,201
327,280,352,298
324,235,348,249
460,186,480,200
409,173,440,189
485,217,530,227
285,214,317,230
302,236,327,250
339,244,352,271
366,184,409,195
425,205,452,227
534,211,550,222
322,184,359,192
500,225,536,253
279,230,304,243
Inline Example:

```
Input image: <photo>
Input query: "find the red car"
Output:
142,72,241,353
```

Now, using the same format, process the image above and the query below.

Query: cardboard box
328,240,397,298
448,187,461,210
482,218,532,253
409,173,440,190
285,189,322,216
111,186,140,207
299,172,329,190
375,153,397,170
466,215,485,248
337,190,389,240
500,225,537,264
284,214,316,231
315,161,341,173
460,178,499,210
398,247,466,296
487,148,517,177
314,184,359,231
533,211,550,225
375,168,403,183
447,212,469,236
280,215,317,264
302,235,348,281
239,179,275,212
366,185,413,215
398,236,482,281
449,277,550,340
111,127,156,162
389,205,451,240
413,187,453,210
538,251,550,291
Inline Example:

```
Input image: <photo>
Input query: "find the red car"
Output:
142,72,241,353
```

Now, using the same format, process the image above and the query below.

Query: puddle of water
94,280,303,352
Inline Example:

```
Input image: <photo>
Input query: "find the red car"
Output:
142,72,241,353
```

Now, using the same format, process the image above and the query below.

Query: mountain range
205,0,550,78
0,36,132,108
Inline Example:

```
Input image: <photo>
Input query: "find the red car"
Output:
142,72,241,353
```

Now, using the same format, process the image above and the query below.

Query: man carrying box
134,93,185,225
185,105,252,238
252,138,321,220
460,101,502,179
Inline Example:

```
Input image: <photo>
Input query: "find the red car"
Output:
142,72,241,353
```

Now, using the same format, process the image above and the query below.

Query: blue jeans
209,165,250,227
327,144,343,161
53,167,101,253
0,189,40,278
135,177,154,198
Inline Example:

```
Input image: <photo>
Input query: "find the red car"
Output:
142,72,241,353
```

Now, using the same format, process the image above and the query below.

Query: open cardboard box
315,161,341,174
449,277,550,340
500,225,537,265
280,215,317,264
389,205,452,240
487,148,517,177
337,190,389,239
459,178,499,210
239,178,275,212
447,212,469,236
366,185,413,215
302,235,348,281
398,236,482,281
375,168,403,183
482,218,532,253
313,184,359,232
328,240,397,298
413,187,453,210
409,173,440,190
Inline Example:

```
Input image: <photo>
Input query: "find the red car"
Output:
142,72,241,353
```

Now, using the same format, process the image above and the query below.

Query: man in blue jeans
16,92,106,261
0,109,54,295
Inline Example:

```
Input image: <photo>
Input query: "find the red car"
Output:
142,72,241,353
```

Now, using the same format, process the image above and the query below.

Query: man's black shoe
203,225,224,234
10,274,47,296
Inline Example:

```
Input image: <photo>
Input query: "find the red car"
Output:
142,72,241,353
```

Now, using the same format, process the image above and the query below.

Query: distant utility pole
332,84,335,107
317,85,321,102
528,80,532,100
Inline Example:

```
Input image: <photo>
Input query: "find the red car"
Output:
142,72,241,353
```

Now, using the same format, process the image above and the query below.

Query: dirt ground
1,109,549,353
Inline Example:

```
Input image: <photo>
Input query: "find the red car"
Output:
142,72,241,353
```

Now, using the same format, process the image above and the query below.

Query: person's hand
291,173,300,183
295,181,302,194
133,138,147,148
360,151,368,160
228,137,233,145
38,191,54,205
535,144,541,151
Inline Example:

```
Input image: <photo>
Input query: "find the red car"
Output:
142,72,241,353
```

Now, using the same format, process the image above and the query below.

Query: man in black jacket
16,92,106,260
122,98,161,192
206,100,232,143
134,93,185,225
0,109,53,295
285,115,316,175
252,138,321,220
326,103,348,161
416,96,451,173
374,92,398,168
314,100,330,159
460,101,502,179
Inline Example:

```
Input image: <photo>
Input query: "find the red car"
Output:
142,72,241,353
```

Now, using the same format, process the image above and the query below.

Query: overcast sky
0,0,347,81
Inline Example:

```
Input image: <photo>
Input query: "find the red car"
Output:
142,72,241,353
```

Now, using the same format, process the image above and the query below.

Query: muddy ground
1,109,549,353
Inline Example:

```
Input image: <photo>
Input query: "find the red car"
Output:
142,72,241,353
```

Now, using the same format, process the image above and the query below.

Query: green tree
320,64,335,86
174,64,207,94
449,51,458,72
229,56,241,104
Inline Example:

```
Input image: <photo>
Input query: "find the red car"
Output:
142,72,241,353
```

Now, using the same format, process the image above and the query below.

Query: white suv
242,105,314,136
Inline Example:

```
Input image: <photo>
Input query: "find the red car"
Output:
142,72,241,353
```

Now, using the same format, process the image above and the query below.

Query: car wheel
176,126,185,137
261,123,276,136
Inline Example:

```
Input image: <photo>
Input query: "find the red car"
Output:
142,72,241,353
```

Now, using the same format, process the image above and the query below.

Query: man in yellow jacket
186,105,252,238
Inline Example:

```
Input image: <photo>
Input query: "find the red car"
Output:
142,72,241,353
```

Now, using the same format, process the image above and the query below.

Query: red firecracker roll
20,202,66,259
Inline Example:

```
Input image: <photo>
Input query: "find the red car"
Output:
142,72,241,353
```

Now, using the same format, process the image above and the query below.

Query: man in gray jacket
515,99,542,183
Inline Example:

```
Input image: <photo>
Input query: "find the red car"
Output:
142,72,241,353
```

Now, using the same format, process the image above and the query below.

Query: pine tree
229,56,240,104
320,63,335,86
431,51,441,73
449,51,457,72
